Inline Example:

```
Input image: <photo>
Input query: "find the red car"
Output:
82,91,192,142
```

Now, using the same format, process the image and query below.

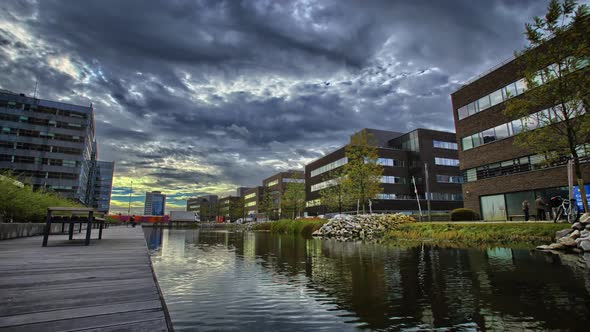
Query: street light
127,180,133,217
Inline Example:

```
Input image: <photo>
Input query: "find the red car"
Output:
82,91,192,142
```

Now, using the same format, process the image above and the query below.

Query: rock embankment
312,214,415,241
537,213,590,253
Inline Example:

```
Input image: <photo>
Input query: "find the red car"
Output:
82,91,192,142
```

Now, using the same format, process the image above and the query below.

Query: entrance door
481,194,506,221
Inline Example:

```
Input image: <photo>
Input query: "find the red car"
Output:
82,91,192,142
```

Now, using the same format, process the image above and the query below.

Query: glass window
503,83,518,99
481,194,506,221
458,106,468,120
537,109,550,127
464,168,477,182
490,89,503,106
472,133,483,148
515,79,527,95
467,102,478,116
494,124,509,140
478,95,491,111
511,119,523,135
462,136,473,151
523,114,538,130
435,157,459,167
505,191,535,219
482,128,496,143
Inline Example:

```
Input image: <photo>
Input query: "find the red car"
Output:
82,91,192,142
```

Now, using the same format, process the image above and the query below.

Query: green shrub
450,208,480,221
252,219,327,237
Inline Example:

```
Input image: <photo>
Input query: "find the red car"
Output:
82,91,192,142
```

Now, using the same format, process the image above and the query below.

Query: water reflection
144,228,590,331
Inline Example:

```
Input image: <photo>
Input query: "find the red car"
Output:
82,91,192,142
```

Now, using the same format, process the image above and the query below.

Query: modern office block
451,47,589,220
93,161,115,213
262,170,304,218
0,90,101,205
305,128,463,215
144,191,166,216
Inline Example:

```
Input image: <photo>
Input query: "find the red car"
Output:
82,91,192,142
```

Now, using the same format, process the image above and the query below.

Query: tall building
243,186,264,217
92,161,115,213
236,187,251,197
144,191,166,215
305,128,463,215
0,90,101,205
451,50,590,220
262,170,304,218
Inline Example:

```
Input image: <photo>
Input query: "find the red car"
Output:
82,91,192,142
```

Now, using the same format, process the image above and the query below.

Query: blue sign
572,184,590,211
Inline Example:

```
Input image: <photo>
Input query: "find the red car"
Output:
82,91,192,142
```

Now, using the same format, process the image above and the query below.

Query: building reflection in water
145,228,590,331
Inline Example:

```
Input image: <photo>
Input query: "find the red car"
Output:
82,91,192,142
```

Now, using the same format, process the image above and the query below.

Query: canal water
144,228,590,331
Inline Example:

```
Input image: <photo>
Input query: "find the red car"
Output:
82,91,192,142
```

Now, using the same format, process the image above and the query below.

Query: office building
144,191,166,216
0,90,106,205
451,48,590,220
305,128,463,215
262,170,304,219
243,186,264,217
218,196,243,222
92,161,115,213
187,195,218,221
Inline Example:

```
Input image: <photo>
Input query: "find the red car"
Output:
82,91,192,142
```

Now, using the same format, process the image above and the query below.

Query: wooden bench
42,207,106,247
508,214,537,221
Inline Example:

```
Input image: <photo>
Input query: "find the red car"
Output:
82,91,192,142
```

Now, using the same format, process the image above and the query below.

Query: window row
436,174,464,183
461,105,585,151
375,158,405,167
245,201,257,207
310,157,348,177
381,176,406,184
457,57,589,121
0,112,86,131
463,145,590,183
1,126,85,143
435,157,459,166
283,178,304,183
0,154,80,167
0,140,83,155
433,140,458,150
428,192,463,201
376,193,415,200
266,179,278,187
0,169,78,180
306,199,321,207
0,100,89,119
311,178,338,192
244,193,256,199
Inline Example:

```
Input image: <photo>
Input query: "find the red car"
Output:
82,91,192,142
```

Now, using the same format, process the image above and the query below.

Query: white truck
169,211,198,222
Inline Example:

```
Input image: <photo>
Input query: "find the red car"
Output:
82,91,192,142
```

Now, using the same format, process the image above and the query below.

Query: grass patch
385,222,567,246
252,219,327,237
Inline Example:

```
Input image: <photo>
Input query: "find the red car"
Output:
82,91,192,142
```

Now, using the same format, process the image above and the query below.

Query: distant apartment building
218,196,242,222
305,128,463,215
144,191,166,215
0,90,114,206
243,186,264,217
262,170,304,218
92,161,115,213
451,49,590,220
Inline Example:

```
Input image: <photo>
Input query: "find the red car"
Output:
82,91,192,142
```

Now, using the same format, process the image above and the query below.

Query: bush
450,208,480,221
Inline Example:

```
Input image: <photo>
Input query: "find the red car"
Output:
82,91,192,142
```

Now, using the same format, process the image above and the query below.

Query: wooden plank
0,227,173,331
0,309,167,332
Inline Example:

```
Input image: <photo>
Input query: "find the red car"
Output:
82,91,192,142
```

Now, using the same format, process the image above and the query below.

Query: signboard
572,184,590,211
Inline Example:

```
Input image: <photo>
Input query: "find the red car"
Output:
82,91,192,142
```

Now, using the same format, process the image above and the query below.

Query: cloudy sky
0,0,558,213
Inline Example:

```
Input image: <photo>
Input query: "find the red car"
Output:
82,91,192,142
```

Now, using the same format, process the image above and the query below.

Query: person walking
130,215,136,228
522,200,530,221
535,196,547,221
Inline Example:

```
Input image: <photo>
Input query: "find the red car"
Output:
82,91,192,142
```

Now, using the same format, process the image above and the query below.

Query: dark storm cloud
0,0,553,200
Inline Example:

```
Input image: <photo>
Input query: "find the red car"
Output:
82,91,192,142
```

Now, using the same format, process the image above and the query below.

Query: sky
0,0,560,213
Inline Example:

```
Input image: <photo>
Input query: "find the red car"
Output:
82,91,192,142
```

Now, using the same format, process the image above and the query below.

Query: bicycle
552,196,579,224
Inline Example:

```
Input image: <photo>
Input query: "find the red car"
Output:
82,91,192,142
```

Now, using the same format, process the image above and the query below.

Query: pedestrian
130,215,136,228
535,195,546,221
522,200,530,221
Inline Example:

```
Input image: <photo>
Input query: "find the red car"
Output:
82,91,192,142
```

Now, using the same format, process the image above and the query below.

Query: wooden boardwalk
0,226,173,331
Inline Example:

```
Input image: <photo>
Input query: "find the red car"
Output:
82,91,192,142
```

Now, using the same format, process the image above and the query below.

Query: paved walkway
0,226,173,332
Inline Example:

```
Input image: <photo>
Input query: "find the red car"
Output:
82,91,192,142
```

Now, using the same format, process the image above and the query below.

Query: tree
281,182,306,219
342,130,383,214
259,187,276,220
504,0,590,211
230,197,246,221
319,170,354,214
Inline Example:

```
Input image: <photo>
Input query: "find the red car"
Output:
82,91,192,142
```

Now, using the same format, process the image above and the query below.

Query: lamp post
127,180,133,217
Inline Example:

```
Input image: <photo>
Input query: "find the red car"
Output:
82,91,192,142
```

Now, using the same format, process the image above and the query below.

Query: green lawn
385,222,567,246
